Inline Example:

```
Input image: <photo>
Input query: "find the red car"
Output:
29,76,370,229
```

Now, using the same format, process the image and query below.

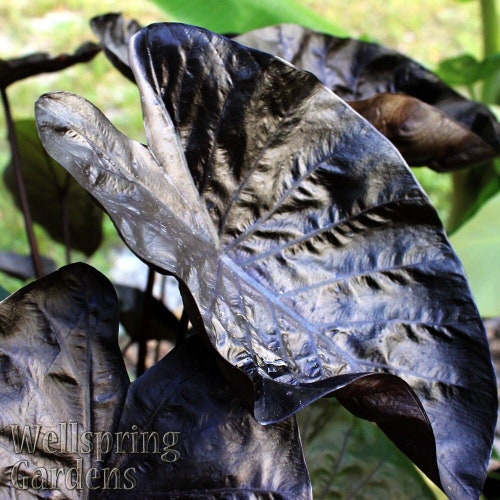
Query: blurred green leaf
3,119,103,256
297,399,438,500
150,0,347,36
447,159,500,233
437,53,500,87
450,190,500,317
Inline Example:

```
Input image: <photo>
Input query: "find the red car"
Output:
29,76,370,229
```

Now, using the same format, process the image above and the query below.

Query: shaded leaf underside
35,23,497,499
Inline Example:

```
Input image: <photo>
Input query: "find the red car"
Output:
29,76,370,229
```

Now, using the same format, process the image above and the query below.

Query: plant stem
481,0,499,56
447,0,499,232
61,173,73,265
1,87,44,278
480,0,499,103
136,267,156,377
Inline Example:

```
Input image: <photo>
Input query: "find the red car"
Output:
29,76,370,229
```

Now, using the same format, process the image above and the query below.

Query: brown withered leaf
349,93,497,171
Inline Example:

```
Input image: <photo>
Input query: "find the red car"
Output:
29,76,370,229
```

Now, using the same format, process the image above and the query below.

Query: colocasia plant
0,13,499,500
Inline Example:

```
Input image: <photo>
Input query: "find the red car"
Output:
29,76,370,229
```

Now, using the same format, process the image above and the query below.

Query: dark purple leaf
0,43,101,89
0,263,128,498
90,13,141,83
35,24,497,498
99,333,311,498
115,283,179,343
0,251,56,280
236,24,500,170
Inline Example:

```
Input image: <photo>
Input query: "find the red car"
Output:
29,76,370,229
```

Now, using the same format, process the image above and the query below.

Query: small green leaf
437,53,500,87
3,119,103,256
437,54,481,86
450,191,500,317
298,399,438,499
150,0,347,36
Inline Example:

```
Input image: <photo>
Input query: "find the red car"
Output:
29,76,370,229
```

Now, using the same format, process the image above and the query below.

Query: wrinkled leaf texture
0,263,128,499
236,24,500,171
0,264,309,499
35,24,497,499
100,333,311,499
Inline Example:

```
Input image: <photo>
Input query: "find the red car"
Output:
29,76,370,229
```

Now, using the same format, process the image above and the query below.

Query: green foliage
151,0,347,35
437,53,500,89
3,119,103,256
450,190,500,317
298,399,439,499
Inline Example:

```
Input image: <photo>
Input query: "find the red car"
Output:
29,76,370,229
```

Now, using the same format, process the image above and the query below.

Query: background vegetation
0,1,487,294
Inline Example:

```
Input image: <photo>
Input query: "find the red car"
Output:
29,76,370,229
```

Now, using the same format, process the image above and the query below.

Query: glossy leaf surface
298,398,437,499
36,23,497,498
90,13,141,83
101,334,311,498
3,119,103,256
236,24,500,170
0,263,128,498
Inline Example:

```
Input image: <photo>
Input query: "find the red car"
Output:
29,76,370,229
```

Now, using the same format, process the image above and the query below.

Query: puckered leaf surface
35,23,497,498
100,333,312,499
0,263,128,499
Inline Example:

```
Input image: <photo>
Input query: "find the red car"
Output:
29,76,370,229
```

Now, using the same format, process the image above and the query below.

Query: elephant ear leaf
348,92,496,171
100,334,311,498
35,23,497,499
90,13,141,82
0,263,129,498
235,23,500,171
